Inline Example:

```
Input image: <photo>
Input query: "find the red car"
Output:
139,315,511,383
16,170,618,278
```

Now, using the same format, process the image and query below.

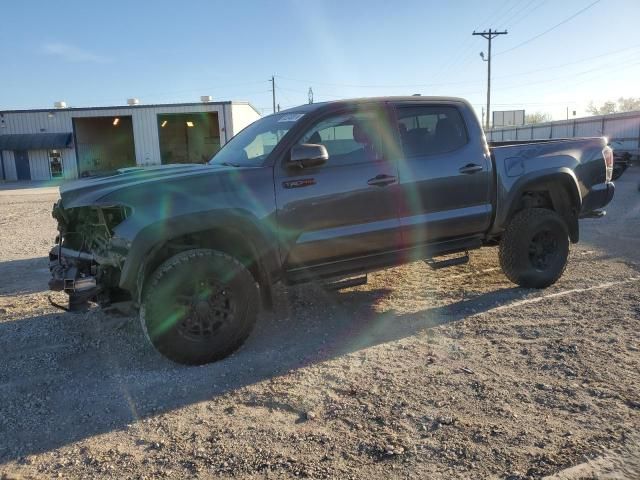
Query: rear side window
396,106,468,157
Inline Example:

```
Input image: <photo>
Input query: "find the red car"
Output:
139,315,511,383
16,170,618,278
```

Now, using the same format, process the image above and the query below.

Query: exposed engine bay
49,201,131,311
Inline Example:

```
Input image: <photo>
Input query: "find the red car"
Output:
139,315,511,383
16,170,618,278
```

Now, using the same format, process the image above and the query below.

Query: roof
278,96,470,115
0,101,260,115
0,133,73,150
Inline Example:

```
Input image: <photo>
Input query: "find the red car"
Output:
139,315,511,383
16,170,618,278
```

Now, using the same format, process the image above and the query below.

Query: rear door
274,105,402,270
393,103,492,246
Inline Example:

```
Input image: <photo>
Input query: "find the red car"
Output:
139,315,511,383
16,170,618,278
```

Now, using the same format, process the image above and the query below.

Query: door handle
459,163,483,174
367,174,397,187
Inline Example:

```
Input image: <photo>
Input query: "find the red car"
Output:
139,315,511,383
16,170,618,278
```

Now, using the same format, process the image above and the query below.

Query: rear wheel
140,249,259,365
499,208,569,288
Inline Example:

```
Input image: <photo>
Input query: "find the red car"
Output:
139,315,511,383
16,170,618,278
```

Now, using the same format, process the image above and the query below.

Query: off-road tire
140,249,259,365
499,208,569,289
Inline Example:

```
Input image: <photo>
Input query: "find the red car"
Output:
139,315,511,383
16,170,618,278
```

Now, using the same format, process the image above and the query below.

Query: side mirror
288,144,328,169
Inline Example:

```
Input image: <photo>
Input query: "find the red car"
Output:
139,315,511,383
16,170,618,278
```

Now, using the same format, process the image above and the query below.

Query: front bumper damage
49,243,100,311
48,200,132,313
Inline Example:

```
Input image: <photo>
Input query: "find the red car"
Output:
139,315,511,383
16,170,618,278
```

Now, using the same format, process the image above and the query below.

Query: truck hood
59,163,235,208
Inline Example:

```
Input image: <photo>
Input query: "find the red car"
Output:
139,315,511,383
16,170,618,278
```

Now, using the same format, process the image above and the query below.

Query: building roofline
0,100,260,115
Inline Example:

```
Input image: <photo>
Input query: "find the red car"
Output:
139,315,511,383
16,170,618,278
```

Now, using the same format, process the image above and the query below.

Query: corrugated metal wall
0,102,260,181
2,150,17,180
488,111,640,153
27,150,51,180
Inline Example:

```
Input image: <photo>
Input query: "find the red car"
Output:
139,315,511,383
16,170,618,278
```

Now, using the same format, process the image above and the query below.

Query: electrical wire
495,0,602,56
501,0,547,29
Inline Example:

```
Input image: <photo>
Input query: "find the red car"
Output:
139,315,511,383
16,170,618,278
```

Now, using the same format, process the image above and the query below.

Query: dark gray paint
51,97,615,304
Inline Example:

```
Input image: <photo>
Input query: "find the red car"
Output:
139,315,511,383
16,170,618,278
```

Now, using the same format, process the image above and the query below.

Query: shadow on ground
2,167,637,463
0,257,49,296
0,282,530,462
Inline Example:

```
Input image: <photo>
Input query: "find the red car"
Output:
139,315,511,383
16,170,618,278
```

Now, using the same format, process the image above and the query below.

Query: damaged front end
49,200,132,312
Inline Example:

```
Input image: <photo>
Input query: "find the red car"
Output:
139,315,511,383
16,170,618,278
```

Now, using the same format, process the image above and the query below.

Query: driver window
298,111,388,167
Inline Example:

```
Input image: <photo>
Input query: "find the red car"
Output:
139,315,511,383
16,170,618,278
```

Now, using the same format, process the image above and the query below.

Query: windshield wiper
219,161,240,167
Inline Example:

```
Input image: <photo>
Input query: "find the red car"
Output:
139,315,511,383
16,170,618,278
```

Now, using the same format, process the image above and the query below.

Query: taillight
603,146,613,182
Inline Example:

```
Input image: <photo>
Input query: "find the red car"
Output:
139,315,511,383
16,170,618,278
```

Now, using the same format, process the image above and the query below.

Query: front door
275,106,402,273
14,150,31,180
393,104,492,247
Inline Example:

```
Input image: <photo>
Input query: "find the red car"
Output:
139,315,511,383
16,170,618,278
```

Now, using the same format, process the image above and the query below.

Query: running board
425,252,469,270
580,209,606,219
322,275,368,290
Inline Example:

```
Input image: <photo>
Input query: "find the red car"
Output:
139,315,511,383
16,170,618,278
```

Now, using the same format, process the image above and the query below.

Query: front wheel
140,249,259,365
499,208,569,289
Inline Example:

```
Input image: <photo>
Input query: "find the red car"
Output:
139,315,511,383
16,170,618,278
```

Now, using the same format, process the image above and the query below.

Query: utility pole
473,29,507,131
269,75,276,114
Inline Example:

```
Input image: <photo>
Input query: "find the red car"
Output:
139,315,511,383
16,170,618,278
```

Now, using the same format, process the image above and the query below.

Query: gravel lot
0,170,638,479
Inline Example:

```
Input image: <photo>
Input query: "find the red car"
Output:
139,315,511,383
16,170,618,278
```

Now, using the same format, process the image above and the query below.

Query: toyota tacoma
49,97,615,364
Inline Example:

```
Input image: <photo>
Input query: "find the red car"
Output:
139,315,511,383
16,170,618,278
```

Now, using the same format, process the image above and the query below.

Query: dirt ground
0,170,638,479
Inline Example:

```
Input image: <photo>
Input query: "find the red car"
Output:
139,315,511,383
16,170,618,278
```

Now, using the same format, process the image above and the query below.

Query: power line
495,0,602,56
495,52,640,91
501,0,546,29
491,0,528,27
438,0,543,80
492,44,640,80
426,0,518,84
273,45,640,105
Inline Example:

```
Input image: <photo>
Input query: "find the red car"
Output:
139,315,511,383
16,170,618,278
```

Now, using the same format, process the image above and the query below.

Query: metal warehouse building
0,99,260,181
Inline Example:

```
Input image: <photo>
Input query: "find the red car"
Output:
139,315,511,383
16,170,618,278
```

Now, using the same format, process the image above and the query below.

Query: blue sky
1,0,639,120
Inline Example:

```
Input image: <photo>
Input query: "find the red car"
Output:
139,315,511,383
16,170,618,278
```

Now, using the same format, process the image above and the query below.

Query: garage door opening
157,112,220,164
73,116,136,177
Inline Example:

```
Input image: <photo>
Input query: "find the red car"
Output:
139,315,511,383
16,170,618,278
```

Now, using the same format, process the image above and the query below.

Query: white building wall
489,111,640,152
532,125,551,139
2,151,17,180
0,102,260,180
605,117,637,138
229,103,261,138
516,128,531,141
553,123,571,138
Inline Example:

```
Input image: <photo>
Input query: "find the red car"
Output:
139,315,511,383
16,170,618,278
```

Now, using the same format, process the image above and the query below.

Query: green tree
525,112,552,124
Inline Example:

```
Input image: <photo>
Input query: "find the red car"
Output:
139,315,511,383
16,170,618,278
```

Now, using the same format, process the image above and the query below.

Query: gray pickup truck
49,96,615,364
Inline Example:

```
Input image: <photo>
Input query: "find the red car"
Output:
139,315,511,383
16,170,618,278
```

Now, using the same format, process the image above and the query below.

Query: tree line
523,97,640,124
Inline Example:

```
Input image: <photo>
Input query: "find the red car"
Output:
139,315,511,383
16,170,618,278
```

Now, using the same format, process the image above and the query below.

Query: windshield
209,112,304,167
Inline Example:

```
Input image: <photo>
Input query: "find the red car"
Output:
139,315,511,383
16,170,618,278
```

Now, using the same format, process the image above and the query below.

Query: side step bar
322,275,368,290
425,252,469,270
580,209,606,219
